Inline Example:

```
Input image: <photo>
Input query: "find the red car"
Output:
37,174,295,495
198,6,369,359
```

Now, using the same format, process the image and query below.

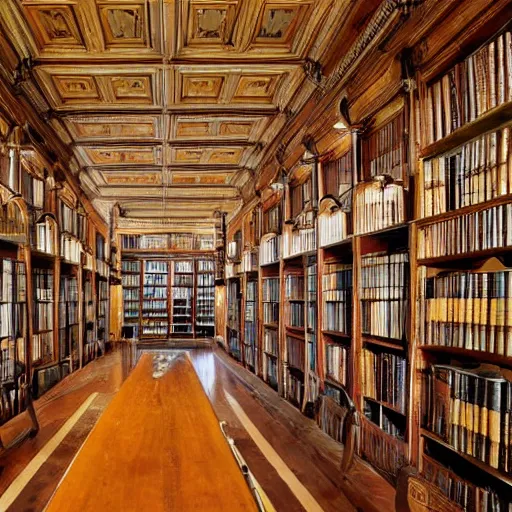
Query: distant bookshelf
262,275,279,390
243,279,258,371
33,267,54,364
121,233,214,252
121,259,140,339
227,277,241,360
0,258,27,425
195,259,215,337
59,274,79,369
143,260,168,338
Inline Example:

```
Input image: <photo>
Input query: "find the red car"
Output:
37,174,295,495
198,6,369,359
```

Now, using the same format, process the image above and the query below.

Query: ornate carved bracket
303,58,324,86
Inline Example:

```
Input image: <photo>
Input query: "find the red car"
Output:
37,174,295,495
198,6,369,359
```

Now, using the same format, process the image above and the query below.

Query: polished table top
46,352,258,511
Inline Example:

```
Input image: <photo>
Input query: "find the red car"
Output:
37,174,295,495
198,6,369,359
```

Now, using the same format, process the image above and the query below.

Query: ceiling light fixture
333,120,347,130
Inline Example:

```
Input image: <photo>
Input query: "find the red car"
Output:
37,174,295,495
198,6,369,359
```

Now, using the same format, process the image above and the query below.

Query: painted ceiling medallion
75,122,155,139
104,173,161,185
54,76,99,100
195,8,227,39
258,8,296,39
87,148,156,165
27,6,84,47
111,76,151,99
99,4,146,46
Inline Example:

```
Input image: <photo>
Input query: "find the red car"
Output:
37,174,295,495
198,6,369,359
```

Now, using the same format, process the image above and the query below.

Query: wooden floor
0,343,395,512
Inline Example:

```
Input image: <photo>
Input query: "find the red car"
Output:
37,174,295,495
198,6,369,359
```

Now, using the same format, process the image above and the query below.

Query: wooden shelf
122,249,215,255
419,345,512,368
320,236,353,251
364,396,406,416
362,335,406,351
420,101,512,160
322,330,352,342
417,245,512,267
285,326,305,337
355,222,409,239
415,193,512,229
263,350,278,358
263,323,278,330
324,377,349,392
421,428,512,488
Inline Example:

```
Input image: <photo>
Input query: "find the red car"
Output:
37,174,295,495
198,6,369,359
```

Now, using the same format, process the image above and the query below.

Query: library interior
1,1,512,510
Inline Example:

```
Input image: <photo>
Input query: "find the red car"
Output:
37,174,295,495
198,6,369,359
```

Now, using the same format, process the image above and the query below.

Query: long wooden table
46,352,258,511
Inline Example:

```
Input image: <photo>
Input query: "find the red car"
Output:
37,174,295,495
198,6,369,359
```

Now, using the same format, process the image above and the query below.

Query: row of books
144,273,167,286
283,227,316,258
287,335,305,370
122,274,140,287
319,208,350,247
121,234,214,251
172,287,192,299
32,331,53,362
242,250,258,272
34,269,53,301
263,302,279,325
123,288,139,301
96,259,109,278
141,321,167,335
144,261,167,273
427,364,512,473
142,299,167,310
35,302,53,331
265,353,278,388
262,277,279,302
307,261,317,335
288,302,304,328
422,125,511,217
174,260,194,273
143,287,167,299
260,235,280,265
0,304,25,339
285,275,304,300
122,261,140,273
286,373,303,406
362,348,407,414
422,453,511,512
360,252,408,340
198,259,214,272
326,344,349,386
197,274,214,287
35,219,56,254
0,260,26,303
425,30,512,145
61,235,81,263
419,268,512,356
175,274,193,287
364,112,406,181
418,203,512,259
59,201,86,242
322,263,352,334
22,172,44,209
323,150,353,198
355,182,406,234
264,328,278,356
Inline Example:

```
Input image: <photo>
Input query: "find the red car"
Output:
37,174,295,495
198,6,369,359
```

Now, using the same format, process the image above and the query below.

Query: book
426,30,512,145
360,251,409,341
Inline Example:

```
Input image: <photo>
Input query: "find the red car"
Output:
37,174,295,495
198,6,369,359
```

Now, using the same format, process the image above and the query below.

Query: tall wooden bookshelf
217,12,512,508
0,134,110,420
119,233,216,340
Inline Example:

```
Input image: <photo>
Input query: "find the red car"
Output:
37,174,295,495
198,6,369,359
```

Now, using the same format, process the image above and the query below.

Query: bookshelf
195,259,215,337
227,276,242,360
407,20,512,510
0,257,27,425
262,270,280,391
0,139,109,418
119,235,216,339
59,273,79,370
121,260,140,339
171,260,194,336
142,260,168,338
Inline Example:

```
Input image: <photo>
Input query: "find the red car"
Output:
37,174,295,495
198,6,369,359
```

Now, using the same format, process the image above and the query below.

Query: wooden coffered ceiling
0,0,357,229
